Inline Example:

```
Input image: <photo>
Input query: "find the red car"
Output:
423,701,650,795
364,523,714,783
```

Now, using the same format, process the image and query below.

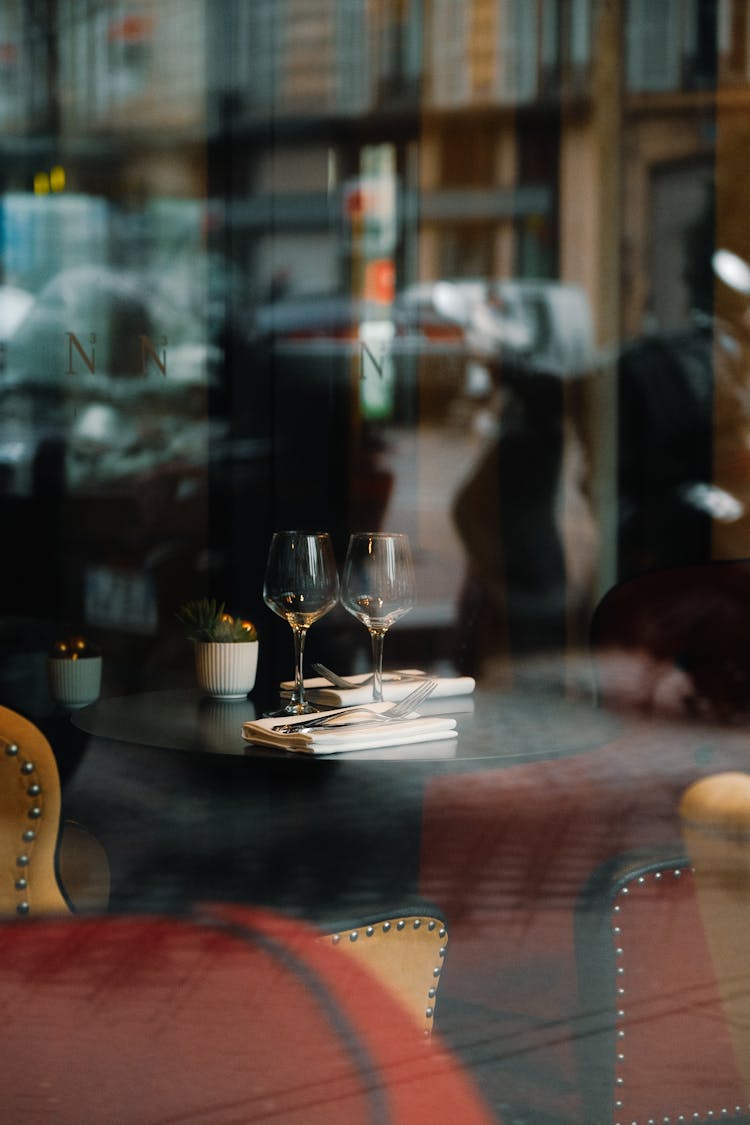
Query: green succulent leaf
176,598,257,642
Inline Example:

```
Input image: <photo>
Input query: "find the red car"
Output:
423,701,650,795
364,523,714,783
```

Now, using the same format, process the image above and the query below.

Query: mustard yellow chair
0,704,109,917
680,771,750,1104
316,907,449,1037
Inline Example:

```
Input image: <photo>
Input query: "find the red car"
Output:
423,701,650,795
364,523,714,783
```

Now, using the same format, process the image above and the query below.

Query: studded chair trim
0,705,69,918
316,908,448,1037
575,847,749,1125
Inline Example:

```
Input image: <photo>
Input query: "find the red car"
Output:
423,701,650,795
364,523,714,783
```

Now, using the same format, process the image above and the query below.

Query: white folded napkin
279,669,475,707
241,702,458,755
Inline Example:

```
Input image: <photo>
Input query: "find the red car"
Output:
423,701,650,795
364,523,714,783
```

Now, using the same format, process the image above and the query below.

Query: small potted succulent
177,598,258,700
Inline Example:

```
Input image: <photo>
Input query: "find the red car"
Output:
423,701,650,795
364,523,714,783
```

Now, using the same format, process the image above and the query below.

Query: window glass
6,4,750,1120
0,0,739,696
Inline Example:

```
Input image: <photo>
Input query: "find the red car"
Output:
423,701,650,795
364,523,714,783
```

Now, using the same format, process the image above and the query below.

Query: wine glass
263,530,339,716
340,532,416,702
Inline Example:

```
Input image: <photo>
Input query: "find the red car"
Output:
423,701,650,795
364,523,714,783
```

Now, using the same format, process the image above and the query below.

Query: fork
311,663,427,690
271,679,437,735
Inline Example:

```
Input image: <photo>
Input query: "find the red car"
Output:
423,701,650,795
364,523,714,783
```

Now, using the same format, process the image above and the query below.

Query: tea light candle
47,636,103,708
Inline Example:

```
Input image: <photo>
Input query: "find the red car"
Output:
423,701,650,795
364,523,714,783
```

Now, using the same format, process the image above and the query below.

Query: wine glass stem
369,627,387,702
291,624,308,709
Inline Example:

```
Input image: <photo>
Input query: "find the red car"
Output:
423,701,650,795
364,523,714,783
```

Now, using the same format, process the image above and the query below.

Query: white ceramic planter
47,655,103,709
194,641,258,700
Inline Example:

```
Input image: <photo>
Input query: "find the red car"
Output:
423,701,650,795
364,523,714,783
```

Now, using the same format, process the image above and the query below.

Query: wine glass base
262,700,321,718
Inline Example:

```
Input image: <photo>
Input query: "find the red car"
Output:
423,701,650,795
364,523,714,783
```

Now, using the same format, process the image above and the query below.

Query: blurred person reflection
616,184,750,576
616,314,715,577
451,346,598,681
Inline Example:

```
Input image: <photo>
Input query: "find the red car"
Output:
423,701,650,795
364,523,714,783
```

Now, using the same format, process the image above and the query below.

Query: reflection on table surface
56,637,750,1125
71,684,622,765
60,675,750,1125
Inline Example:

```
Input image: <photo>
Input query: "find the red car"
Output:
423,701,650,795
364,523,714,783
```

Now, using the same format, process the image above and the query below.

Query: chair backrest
575,847,747,1124
0,703,70,917
0,904,494,1124
316,906,448,1036
680,771,750,1103
590,560,750,720
0,704,109,916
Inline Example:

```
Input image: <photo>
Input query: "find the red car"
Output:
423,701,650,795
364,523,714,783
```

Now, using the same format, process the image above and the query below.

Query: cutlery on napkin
241,703,458,754
279,670,476,707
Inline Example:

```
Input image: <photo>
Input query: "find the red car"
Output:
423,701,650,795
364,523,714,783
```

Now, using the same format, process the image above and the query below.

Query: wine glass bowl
340,532,416,701
263,530,339,715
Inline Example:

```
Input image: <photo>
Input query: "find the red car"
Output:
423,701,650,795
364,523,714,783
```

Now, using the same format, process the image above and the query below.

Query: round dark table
61,685,620,917
70,684,619,764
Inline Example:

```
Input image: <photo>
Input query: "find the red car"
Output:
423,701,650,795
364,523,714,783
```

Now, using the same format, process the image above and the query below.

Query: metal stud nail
413,919,421,929
22,829,35,842
21,762,34,774
382,921,391,932
428,920,436,930
433,966,441,977
397,920,405,930
14,878,27,891
27,783,41,797
439,946,447,957
438,928,446,938
366,926,374,936
425,1006,433,1018
16,902,29,915
332,934,340,944
428,987,436,998
16,854,29,867
5,742,19,756
349,930,358,942
28,807,41,819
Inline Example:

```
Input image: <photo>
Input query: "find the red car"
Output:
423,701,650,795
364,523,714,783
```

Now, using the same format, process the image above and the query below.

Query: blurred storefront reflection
0,0,746,696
